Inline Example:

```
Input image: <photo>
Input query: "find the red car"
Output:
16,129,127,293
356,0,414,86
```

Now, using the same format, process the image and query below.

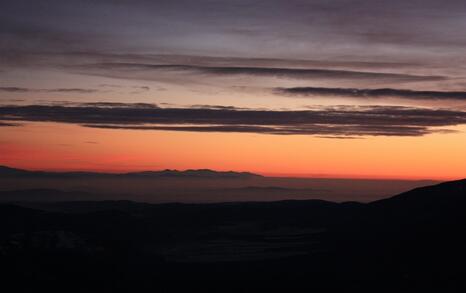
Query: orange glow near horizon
1,121,465,181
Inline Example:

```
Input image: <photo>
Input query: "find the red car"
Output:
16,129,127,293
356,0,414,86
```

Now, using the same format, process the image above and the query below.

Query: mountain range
0,165,261,179
0,165,440,203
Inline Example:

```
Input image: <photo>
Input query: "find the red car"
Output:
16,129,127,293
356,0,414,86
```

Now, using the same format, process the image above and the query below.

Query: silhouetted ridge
125,168,261,178
0,165,262,179
371,178,466,207
0,165,29,175
363,178,466,227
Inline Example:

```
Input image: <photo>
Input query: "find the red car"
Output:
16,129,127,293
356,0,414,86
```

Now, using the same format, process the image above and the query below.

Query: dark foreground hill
0,179,465,292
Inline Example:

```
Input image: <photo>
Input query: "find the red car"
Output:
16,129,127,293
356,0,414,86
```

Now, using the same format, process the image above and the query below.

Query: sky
1,0,466,179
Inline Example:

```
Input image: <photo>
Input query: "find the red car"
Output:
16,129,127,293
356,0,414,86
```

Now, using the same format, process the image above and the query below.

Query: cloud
98,84,150,92
83,63,444,82
276,87,466,101
0,87,99,94
0,121,20,127
0,49,450,90
81,124,435,137
79,102,159,108
1,103,465,137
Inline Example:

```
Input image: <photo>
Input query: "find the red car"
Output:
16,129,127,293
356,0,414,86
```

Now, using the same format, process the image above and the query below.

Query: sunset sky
1,0,466,179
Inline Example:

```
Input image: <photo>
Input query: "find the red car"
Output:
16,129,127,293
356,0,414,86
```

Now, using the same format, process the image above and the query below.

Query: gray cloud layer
277,87,466,101
1,103,465,137
3,0,466,61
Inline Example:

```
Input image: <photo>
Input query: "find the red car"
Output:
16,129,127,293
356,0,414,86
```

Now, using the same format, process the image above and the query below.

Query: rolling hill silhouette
372,178,466,209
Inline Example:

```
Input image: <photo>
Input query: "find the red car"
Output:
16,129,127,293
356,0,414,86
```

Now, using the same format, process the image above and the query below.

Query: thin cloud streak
0,87,99,94
0,121,20,127
276,87,466,101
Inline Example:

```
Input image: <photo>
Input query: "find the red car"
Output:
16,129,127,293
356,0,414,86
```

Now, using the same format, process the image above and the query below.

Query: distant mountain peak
125,168,262,178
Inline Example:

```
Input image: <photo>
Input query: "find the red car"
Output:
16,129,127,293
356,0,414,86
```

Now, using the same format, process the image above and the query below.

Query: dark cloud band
276,87,466,101
1,103,465,137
